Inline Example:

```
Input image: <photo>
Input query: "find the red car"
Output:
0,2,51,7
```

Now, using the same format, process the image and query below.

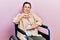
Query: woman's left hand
26,26,35,30
26,22,36,30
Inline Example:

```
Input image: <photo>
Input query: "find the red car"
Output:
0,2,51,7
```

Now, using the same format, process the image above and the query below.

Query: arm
27,13,43,30
13,13,25,24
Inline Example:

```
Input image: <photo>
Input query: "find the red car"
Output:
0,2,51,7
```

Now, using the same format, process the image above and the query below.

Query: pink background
0,0,60,40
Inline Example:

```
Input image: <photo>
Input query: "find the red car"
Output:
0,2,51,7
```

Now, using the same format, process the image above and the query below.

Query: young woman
13,2,46,40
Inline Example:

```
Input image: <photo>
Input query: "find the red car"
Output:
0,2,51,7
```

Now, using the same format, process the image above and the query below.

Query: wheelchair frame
9,24,50,40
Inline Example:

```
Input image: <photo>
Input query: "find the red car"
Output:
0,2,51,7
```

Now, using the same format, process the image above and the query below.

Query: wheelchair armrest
15,24,26,35
15,24,29,40
17,27,26,35
39,24,50,40
40,24,50,35
40,24,48,29
38,31,48,39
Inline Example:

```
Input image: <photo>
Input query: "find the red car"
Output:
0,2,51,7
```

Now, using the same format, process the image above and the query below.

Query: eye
24,6,27,8
28,7,30,8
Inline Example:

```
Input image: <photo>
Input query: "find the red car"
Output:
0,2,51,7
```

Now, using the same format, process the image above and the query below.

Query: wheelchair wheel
9,35,19,40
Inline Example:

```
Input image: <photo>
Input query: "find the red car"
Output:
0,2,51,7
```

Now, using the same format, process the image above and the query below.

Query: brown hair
23,2,31,9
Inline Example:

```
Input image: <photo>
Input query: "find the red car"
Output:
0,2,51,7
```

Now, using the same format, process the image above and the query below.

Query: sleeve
13,14,21,24
33,13,43,26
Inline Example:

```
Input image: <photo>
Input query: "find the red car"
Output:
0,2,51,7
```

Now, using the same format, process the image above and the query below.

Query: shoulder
31,12,42,19
31,12,39,17
30,12,37,15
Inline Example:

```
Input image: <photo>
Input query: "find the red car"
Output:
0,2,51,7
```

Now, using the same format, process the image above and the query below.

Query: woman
13,2,46,40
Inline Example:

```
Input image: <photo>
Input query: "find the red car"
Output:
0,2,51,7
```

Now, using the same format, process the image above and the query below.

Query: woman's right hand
19,13,30,19
23,13,30,18
17,13,29,20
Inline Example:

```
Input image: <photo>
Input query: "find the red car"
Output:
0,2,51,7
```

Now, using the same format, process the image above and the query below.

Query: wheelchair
9,24,50,40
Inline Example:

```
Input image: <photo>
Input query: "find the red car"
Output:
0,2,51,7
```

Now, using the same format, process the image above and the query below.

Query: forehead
24,4,30,7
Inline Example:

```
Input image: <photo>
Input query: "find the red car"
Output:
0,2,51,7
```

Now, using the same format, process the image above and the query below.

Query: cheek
23,7,30,12
24,8,29,11
23,8,26,10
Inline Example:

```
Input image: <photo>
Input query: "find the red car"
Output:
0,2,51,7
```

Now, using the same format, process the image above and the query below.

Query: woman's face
23,4,31,14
